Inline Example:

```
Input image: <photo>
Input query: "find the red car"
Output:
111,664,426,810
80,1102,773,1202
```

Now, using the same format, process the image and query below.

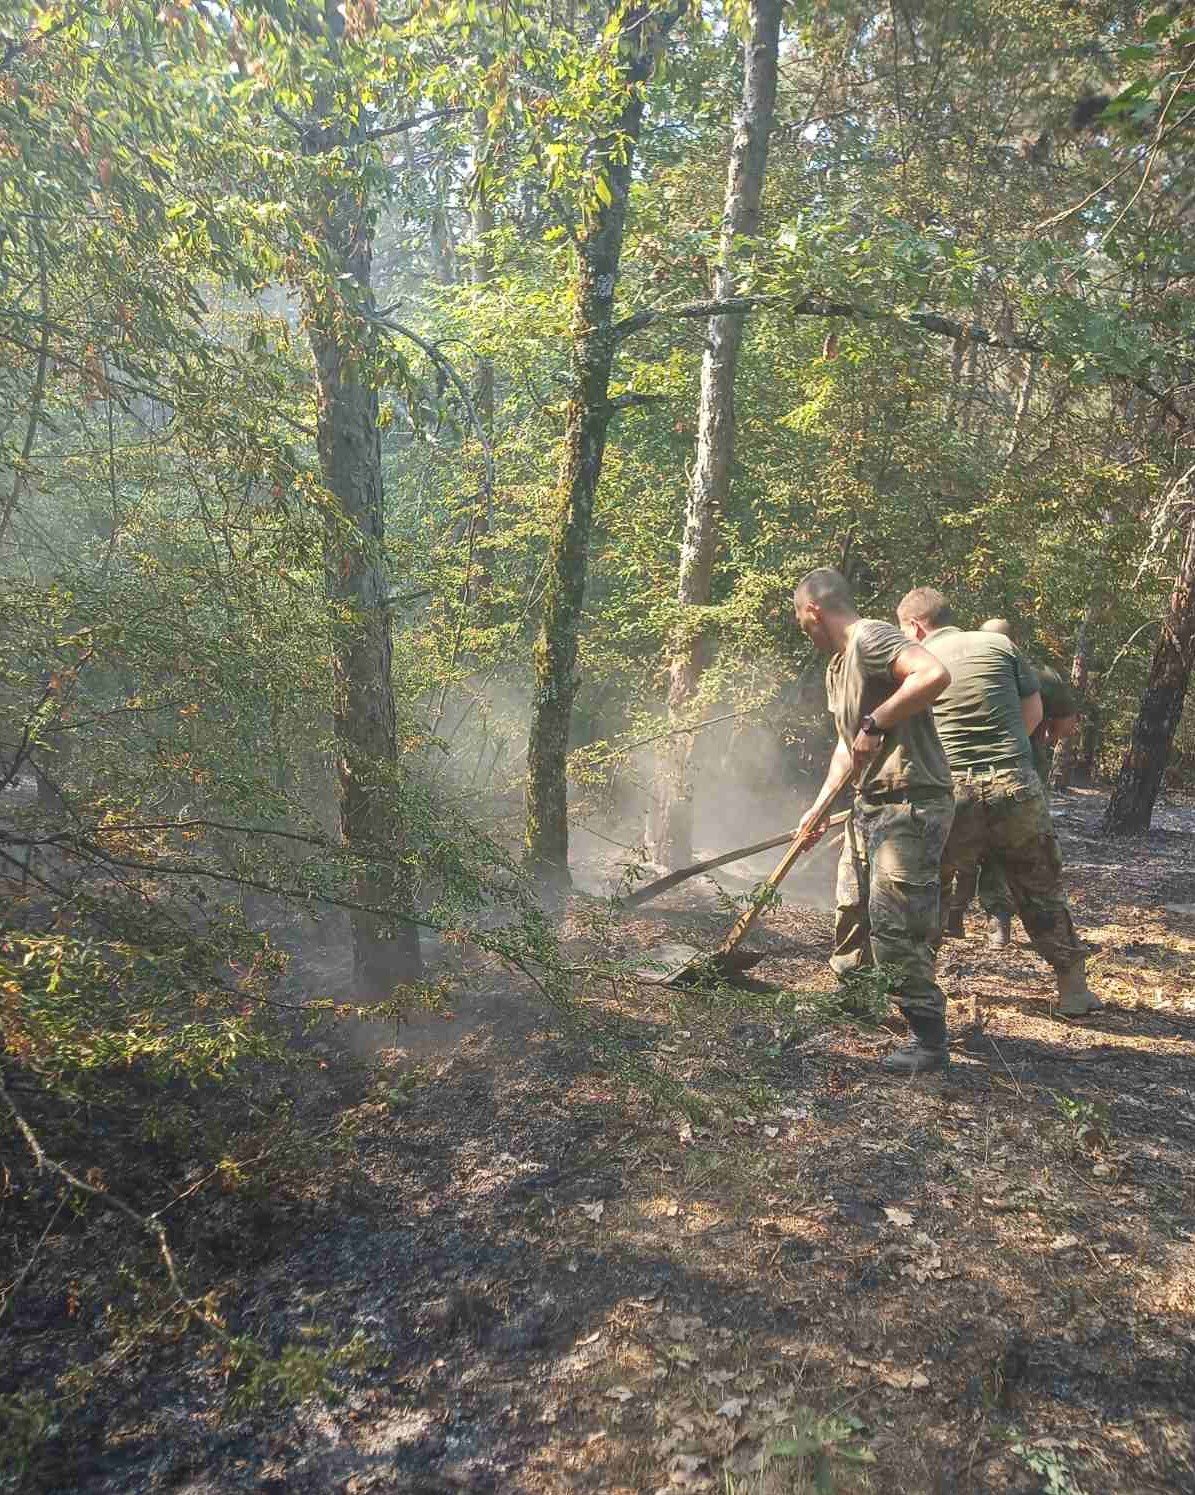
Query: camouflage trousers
940,767,1083,971
831,793,955,1022
951,853,1016,919
949,776,1050,919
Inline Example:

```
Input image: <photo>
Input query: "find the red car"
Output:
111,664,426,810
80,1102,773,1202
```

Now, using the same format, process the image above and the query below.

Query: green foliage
1052,1093,1112,1155
221,1326,377,1414
2,0,1194,1463
0,1391,57,1488
767,1408,877,1493
1013,1441,1088,1495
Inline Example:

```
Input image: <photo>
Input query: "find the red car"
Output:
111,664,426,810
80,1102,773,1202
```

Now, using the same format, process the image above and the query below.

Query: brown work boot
882,1013,950,1075
1056,960,1103,1018
987,913,1012,949
940,907,966,941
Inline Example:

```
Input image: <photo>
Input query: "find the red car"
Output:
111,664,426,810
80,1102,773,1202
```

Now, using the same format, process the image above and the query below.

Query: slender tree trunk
1052,505,1114,792
469,108,495,587
303,8,420,996
472,109,495,441
1050,604,1095,792
645,0,782,870
1103,513,1195,833
524,0,678,882
1002,352,1037,469
945,335,966,429
960,327,981,436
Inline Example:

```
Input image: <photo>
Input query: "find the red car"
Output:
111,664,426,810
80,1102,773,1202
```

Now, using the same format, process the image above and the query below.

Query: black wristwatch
859,714,883,738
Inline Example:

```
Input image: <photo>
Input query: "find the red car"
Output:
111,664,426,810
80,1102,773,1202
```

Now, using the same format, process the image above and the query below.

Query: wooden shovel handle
714,761,855,958
623,810,850,909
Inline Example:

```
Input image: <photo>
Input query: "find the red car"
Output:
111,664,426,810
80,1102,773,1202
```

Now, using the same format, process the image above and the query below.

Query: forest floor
3,789,1194,1494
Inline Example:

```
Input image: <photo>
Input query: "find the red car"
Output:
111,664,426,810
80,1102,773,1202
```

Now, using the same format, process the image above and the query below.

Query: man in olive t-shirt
794,568,956,1074
896,588,1100,1018
950,620,1082,946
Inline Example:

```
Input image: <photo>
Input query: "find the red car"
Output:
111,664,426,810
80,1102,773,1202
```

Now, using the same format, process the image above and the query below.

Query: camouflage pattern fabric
940,768,1084,970
951,861,1017,914
831,794,955,1021
949,764,1052,920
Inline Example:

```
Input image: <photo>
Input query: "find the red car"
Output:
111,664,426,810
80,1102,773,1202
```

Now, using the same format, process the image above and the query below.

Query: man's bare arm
845,643,950,775
796,738,853,843
872,644,951,729
1021,690,1044,737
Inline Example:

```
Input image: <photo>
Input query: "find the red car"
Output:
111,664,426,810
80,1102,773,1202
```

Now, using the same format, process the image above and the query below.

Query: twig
1099,618,1161,692
0,1189,66,1325
583,708,762,765
1,1070,187,1300
374,314,495,507
987,1036,1026,1101
374,316,496,737
612,292,1189,427
1096,66,1195,250
0,1,90,73
1036,101,1195,234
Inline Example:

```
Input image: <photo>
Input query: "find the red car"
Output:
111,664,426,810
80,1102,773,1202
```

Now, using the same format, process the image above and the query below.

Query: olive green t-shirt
825,619,952,801
1030,661,1078,779
922,627,1040,773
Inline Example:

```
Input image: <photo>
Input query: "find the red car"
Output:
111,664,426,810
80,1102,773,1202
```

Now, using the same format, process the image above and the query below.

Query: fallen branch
1,1069,187,1301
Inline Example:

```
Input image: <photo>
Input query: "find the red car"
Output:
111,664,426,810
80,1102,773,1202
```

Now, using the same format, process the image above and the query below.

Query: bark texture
1050,604,1095,792
1002,353,1037,469
645,0,782,869
524,0,678,882
1103,513,1195,834
304,14,421,996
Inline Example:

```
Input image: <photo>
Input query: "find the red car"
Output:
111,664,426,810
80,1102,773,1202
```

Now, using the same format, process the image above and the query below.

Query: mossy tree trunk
646,0,782,870
524,0,679,883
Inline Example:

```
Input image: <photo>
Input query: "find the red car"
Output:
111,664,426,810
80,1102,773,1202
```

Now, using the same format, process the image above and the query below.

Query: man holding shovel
793,569,956,1075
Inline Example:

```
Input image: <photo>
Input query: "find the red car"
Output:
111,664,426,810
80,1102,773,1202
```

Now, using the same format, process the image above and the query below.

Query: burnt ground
2,788,1194,1494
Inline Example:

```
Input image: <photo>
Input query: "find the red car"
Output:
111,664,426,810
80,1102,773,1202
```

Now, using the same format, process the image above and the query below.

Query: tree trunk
645,0,782,870
1002,352,1037,469
1050,604,1095,792
469,109,495,589
1052,505,1114,792
1103,512,1195,833
303,11,421,997
472,109,495,441
524,0,677,883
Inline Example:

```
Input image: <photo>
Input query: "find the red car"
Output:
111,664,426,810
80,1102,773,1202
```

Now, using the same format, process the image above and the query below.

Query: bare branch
365,107,468,141
0,1071,187,1301
612,293,1190,428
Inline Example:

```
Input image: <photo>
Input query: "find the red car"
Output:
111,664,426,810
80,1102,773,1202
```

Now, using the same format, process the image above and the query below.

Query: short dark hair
794,567,855,614
897,586,954,627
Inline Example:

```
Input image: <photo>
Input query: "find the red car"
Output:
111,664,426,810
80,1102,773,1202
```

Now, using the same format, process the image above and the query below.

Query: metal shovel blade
633,941,768,987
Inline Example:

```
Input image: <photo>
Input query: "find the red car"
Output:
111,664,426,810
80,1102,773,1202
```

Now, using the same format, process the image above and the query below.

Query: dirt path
4,791,1193,1494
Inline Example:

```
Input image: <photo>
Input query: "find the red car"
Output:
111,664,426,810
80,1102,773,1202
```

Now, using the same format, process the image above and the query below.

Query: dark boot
987,913,1012,949
1056,960,1103,1017
882,1011,950,1074
940,907,965,940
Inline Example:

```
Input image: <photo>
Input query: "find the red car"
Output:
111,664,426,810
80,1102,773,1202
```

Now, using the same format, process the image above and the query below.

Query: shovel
622,810,850,910
634,761,856,986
